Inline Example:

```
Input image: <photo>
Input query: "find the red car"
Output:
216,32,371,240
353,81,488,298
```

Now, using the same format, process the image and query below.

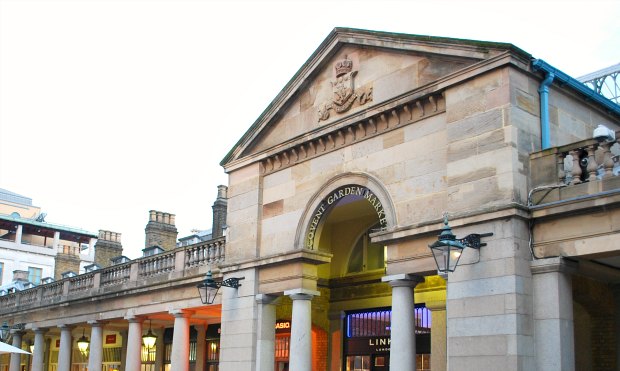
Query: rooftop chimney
145,210,178,251
94,230,123,268
212,185,228,239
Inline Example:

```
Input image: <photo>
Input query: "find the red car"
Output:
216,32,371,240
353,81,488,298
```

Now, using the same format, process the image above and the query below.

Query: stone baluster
602,141,615,178
586,144,598,181
570,149,582,184
557,153,566,184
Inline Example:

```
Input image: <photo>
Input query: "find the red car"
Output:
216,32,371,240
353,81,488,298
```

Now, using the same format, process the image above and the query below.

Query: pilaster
532,257,576,371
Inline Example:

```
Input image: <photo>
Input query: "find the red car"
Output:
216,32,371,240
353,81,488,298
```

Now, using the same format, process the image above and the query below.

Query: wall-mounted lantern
428,214,493,273
197,270,244,304
0,322,10,343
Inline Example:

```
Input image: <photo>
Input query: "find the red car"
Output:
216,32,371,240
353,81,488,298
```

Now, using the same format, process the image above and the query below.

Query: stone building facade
0,28,619,371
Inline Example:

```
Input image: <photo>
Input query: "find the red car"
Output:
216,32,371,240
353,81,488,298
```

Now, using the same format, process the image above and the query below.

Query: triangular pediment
222,28,525,169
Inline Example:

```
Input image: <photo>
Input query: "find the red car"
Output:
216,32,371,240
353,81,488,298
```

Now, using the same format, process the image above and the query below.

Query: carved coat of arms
318,55,372,122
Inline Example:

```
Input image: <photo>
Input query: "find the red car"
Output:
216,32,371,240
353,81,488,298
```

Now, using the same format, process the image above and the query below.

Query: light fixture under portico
428,213,493,273
142,320,157,349
76,329,90,355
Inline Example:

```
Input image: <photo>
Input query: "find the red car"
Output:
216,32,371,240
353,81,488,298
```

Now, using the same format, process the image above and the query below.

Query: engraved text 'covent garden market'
306,185,387,248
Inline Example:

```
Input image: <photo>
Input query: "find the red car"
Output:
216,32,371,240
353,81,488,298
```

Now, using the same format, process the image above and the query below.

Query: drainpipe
532,58,620,149
538,70,555,149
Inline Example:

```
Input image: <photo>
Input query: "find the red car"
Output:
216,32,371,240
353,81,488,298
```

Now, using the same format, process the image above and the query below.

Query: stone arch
294,172,397,250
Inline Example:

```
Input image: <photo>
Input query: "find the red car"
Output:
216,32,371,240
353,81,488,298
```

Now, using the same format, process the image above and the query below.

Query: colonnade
7,309,202,371
253,274,428,371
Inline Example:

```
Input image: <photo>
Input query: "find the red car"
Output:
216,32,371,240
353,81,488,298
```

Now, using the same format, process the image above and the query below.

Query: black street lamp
429,214,493,273
197,270,244,304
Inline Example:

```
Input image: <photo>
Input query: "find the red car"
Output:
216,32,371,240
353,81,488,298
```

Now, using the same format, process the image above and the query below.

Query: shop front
343,307,431,371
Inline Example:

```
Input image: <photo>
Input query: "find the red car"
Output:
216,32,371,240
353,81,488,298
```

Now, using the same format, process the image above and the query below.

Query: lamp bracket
458,232,493,249
220,277,244,289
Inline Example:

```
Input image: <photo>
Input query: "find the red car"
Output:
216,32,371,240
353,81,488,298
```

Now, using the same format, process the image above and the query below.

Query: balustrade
100,264,131,286
185,237,225,268
18,288,39,306
41,281,64,301
0,237,226,313
556,140,619,184
139,251,175,278
68,273,94,293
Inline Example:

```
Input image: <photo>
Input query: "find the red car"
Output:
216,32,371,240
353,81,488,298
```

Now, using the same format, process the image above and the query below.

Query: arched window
347,225,385,274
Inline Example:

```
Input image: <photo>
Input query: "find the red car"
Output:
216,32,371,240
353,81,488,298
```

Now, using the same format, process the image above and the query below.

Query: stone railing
0,236,226,313
529,133,620,205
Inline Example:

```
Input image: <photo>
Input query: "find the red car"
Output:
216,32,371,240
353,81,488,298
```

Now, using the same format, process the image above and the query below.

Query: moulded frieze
260,92,445,175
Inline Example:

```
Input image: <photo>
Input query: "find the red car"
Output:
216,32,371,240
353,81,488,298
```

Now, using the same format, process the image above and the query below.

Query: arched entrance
289,174,431,371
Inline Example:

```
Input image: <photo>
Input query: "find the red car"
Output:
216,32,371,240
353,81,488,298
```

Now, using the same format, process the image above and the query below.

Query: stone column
532,257,576,371
57,325,73,371
31,328,47,371
154,328,164,371
382,274,424,371
614,285,620,371
124,317,143,371
87,321,105,371
15,225,22,244
328,312,344,371
119,330,128,371
170,309,192,371
284,288,319,371
426,301,447,371
8,330,23,371
255,294,279,371
195,324,207,371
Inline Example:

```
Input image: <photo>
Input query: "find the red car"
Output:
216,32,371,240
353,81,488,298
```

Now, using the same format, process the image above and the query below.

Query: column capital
57,324,74,331
31,327,48,335
256,294,280,305
124,315,143,323
88,320,107,327
284,288,320,301
531,257,577,275
382,273,424,287
425,300,446,311
169,309,194,318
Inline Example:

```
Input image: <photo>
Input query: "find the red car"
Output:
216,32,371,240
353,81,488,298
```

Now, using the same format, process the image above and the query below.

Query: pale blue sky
1,0,619,258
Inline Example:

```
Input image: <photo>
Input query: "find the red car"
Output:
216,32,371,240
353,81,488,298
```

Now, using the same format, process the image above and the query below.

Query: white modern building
0,188,97,289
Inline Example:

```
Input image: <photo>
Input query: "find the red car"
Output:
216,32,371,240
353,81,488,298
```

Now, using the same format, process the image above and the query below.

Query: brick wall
54,254,80,280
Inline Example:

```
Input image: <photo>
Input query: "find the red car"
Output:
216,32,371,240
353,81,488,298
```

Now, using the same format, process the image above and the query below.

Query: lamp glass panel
77,338,89,354
142,332,157,349
430,244,464,273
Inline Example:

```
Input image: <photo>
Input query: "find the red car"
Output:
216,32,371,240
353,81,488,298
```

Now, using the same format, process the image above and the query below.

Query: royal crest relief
318,55,372,122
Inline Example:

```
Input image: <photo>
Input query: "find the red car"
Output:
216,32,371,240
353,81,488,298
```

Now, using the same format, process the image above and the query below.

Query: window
347,225,385,274
0,262,4,285
28,267,42,285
